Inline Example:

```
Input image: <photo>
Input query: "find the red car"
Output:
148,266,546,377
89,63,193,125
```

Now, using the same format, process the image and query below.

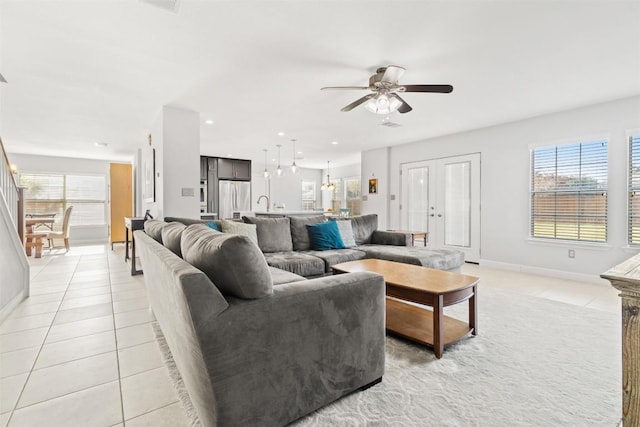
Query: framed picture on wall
143,148,156,203
368,178,378,194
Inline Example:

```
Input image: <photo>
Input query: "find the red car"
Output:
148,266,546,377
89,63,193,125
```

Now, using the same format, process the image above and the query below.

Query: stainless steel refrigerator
218,180,251,219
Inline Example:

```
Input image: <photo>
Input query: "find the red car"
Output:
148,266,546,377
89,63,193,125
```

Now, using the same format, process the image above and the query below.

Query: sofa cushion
269,267,306,285
303,248,367,273
181,224,273,299
144,219,166,243
357,244,465,271
221,219,258,245
243,216,293,253
332,219,356,248
161,222,187,257
306,221,346,251
263,252,326,277
289,215,326,251
351,214,378,245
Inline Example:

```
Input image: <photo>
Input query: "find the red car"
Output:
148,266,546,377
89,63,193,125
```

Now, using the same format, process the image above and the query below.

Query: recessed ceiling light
94,142,109,148
272,158,276,162
205,119,214,125
277,131,285,136
297,151,303,155
227,154,233,157
331,141,339,145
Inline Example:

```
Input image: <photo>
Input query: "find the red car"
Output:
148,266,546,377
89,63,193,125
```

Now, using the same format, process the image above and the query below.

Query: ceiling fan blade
321,86,369,91
380,65,405,84
390,93,412,114
341,94,375,112
401,84,453,93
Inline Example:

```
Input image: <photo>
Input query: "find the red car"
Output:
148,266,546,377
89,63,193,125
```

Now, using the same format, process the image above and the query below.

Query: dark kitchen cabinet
217,159,251,180
200,157,208,181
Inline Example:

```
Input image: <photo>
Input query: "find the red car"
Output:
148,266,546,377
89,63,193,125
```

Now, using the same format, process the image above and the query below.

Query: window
530,139,608,243
629,135,640,244
301,180,316,211
345,177,361,216
19,173,107,229
331,178,343,212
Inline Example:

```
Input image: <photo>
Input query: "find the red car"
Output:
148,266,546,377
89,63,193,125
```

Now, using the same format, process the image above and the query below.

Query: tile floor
0,245,621,426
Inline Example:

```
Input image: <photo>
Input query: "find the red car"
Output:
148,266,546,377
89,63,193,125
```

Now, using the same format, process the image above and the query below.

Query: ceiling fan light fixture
365,94,402,115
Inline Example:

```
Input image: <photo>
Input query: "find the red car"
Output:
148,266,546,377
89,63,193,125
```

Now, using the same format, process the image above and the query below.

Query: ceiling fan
321,65,453,115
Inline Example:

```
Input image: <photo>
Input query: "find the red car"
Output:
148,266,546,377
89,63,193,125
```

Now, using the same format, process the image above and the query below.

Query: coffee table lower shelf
386,297,473,349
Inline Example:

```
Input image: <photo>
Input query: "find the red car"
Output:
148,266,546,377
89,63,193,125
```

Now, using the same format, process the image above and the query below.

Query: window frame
628,133,640,245
529,138,609,244
18,172,108,228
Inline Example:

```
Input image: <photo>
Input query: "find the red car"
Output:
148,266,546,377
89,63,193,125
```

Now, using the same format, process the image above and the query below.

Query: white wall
8,153,113,243
251,166,322,211
365,96,640,282
142,106,200,219
0,188,29,322
361,148,390,227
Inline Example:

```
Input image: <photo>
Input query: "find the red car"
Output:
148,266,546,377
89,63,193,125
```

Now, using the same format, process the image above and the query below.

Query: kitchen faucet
256,195,270,212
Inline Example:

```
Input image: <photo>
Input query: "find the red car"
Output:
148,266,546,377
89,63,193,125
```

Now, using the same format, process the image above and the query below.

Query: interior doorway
400,153,481,262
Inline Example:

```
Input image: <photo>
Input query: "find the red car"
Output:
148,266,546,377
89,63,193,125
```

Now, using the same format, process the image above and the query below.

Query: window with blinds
18,173,107,228
530,139,608,243
628,135,640,245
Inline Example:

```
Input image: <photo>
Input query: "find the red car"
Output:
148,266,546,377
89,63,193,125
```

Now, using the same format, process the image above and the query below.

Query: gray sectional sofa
163,213,465,277
135,222,386,427
136,213,464,426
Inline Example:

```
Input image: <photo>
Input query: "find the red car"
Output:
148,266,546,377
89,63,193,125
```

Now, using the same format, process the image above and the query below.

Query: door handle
437,214,442,217
429,214,435,217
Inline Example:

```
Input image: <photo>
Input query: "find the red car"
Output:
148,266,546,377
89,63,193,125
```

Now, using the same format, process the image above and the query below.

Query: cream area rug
154,285,622,426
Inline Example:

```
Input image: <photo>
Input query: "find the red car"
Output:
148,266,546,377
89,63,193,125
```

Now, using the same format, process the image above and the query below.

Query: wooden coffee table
332,259,479,358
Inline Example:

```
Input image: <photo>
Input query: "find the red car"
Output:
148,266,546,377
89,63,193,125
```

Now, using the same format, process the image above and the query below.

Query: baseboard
0,289,27,324
479,259,610,286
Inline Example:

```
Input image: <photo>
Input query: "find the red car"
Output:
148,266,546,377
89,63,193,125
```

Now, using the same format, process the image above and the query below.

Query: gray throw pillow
181,224,273,299
351,214,378,245
289,215,326,251
243,216,293,253
221,220,258,245
144,219,166,243
334,219,356,247
161,222,186,257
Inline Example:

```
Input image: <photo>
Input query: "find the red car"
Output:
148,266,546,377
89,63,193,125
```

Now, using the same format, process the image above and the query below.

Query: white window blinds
628,135,640,245
19,173,107,227
530,139,608,242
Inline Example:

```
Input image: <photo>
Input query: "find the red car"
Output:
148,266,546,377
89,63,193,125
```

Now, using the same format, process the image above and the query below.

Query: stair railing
0,136,23,242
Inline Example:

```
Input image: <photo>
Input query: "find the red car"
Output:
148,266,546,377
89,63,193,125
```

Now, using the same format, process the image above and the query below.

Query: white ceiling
1,0,639,169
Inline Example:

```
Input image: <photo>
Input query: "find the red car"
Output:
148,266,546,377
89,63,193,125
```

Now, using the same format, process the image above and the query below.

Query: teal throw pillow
306,221,346,251
206,221,220,231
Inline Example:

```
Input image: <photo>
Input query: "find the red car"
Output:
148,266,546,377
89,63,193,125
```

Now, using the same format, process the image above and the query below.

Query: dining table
24,214,56,257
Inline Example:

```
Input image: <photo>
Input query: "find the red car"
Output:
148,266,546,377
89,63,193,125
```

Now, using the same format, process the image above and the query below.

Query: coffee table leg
470,284,478,336
434,294,444,359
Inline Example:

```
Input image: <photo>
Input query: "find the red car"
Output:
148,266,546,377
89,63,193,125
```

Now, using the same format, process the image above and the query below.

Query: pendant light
320,160,335,191
276,144,283,176
263,149,270,179
290,139,297,174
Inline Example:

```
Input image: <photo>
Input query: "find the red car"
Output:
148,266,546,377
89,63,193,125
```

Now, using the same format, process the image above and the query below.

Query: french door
400,153,481,262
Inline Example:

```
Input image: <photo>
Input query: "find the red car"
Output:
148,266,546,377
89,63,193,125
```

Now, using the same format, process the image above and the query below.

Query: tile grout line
5,255,80,426
109,250,127,426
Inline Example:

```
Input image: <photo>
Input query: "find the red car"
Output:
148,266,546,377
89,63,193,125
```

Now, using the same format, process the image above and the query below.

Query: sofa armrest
195,271,386,426
371,230,411,246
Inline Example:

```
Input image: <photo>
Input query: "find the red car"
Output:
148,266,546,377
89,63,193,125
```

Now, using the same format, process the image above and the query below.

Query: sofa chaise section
134,228,386,426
